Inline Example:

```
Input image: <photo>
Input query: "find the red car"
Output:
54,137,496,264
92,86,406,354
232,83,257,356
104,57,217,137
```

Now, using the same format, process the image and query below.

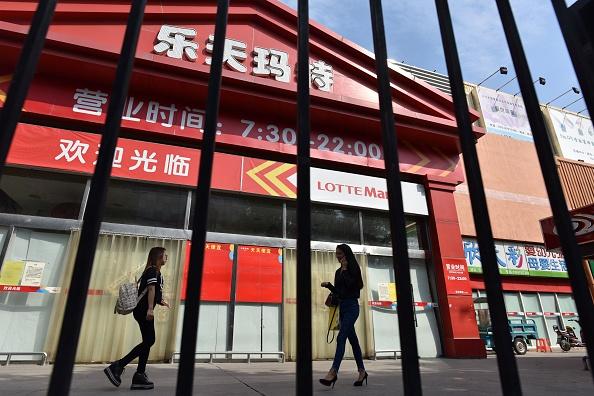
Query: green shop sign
463,239,568,278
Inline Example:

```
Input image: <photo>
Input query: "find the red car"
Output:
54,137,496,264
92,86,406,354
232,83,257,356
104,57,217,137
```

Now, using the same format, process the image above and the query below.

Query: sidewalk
0,353,592,395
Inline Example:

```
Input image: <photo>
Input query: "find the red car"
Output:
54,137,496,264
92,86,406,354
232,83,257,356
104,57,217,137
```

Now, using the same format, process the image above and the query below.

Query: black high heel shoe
319,374,338,388
353,371,368,386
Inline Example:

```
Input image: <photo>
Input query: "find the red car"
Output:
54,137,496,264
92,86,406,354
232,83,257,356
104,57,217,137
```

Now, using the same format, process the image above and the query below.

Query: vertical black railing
551,0,594,135
0,0,56,176
296,0,313,395
495,0,594,379
434,1,522,394
368,1,422,394
46,1,148,395
175,1,229,395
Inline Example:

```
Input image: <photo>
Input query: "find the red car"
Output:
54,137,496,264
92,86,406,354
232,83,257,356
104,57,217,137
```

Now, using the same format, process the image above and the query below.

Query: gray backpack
114,279,147,315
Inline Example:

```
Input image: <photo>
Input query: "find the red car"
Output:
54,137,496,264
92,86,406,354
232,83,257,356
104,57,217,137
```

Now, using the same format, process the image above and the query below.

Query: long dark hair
145,246,166,271
337,244,363,289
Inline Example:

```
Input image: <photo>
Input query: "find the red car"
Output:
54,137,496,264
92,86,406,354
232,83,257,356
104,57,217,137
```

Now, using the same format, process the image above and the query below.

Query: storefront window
540,293,561,345
0,168,86,219
0,227,7,248
0,228,70,356
557,294,581,334
361,211,424,249
521,293,548,341
287,203,360,244
103,180,187,228
195,192,283,237
503,292,522,312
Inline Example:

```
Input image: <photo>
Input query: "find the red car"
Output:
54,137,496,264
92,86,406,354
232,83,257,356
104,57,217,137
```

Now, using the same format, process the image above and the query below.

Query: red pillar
424,175,486,358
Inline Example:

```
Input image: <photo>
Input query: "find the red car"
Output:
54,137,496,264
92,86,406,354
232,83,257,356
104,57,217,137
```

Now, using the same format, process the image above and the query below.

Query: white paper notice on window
21,261,46,287
377,282,396,302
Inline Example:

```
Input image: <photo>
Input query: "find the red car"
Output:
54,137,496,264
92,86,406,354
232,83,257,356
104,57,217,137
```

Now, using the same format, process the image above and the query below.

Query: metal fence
0,1,592,395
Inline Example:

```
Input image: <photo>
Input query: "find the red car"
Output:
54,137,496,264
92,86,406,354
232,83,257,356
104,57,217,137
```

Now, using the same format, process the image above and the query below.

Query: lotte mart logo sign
153,25,334,92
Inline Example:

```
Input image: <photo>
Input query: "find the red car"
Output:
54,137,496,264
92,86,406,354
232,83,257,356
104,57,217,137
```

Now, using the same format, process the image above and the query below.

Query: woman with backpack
319,244,368,388
104,246,169,390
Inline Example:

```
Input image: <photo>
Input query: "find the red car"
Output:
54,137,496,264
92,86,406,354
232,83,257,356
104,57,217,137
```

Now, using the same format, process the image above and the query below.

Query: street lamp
513,77,546,96
495,75,517,92
477,66,508,87
562,96,583,110
545,86,580,106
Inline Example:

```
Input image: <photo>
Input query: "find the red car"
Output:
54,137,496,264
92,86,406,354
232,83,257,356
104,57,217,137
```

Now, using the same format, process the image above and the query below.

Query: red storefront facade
0,0,486,359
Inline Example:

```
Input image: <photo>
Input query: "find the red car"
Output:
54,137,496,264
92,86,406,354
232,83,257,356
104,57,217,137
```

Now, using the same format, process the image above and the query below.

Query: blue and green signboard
463,239,568,278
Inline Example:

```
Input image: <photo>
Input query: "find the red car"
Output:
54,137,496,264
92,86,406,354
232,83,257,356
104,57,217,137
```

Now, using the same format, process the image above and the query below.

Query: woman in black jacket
104,247,170,390
320,244,368,388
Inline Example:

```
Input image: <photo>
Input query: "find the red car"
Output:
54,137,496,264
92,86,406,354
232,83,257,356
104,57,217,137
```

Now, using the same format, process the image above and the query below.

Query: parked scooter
553,319,586,351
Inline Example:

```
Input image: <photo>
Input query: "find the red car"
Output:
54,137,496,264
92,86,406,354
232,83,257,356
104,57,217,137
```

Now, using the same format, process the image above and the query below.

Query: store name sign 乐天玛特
153,25,334,92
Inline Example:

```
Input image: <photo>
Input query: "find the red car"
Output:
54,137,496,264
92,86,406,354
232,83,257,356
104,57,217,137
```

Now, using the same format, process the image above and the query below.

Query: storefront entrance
367,256,442,357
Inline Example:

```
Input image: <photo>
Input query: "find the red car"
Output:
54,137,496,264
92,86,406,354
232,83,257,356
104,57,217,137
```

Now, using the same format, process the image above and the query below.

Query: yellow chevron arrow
265,163,296,198
246,161,279,196
403,141,430,174
433,147,458,177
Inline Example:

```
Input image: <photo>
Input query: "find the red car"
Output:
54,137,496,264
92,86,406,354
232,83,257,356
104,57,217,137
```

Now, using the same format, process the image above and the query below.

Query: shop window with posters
175,244,283,359
0,168,86,219
175,242,234,358
367,256,441,357
0,228,70,359
232,245,283,358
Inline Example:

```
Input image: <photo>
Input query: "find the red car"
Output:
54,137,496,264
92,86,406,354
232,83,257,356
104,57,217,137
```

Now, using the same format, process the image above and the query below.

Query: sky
279,0,588,116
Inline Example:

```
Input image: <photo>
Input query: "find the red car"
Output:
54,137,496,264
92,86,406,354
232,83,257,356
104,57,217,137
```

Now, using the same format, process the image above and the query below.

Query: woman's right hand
321,282,330,288
146,308,154,321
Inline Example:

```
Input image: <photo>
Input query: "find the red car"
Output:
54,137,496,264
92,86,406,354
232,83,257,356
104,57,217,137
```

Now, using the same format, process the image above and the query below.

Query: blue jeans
331,298,365,373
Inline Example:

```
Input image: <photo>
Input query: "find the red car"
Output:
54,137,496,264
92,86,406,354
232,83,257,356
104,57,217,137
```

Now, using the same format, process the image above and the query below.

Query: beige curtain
283,249,374,361
45,232,186,363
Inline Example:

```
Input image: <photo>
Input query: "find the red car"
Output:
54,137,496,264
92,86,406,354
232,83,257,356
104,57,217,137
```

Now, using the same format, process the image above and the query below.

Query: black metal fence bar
368,1,422,394
551,0,594,131
46,1,148,395
0,0,56,174
495,0,594,379
296,1,313,395
175,1,229,395
434,1,522,394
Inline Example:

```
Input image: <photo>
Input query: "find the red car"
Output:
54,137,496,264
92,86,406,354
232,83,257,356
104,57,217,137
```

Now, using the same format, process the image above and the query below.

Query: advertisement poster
21,261,46,287
548,108,594,164
377,282,396,302
235,245,283,304
463,238,567,278
476,86,533,141
444,258,471,295
180,242,234,301
0,260,25,285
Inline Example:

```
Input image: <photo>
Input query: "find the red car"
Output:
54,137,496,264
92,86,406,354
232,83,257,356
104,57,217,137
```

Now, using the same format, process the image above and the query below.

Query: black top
134,267,164,316
326,267,361,300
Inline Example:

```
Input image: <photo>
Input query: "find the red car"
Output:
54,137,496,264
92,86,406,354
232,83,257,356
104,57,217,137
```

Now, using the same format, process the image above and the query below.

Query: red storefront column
425,175,486,358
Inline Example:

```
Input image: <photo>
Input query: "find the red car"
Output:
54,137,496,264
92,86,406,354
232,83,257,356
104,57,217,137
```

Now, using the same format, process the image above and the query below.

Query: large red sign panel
7,123,243,189
235,245,283,304
181,242,234,302
0,76,462,180
443,258,472,296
